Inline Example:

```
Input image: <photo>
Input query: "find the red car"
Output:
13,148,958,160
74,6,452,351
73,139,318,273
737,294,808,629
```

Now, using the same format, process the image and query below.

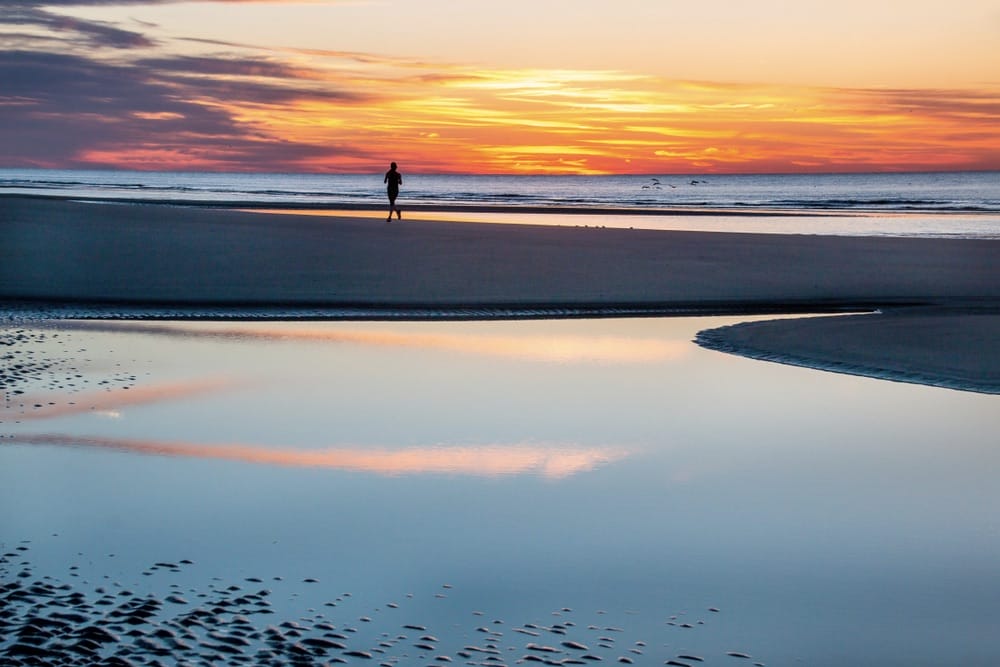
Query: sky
1,0,998,174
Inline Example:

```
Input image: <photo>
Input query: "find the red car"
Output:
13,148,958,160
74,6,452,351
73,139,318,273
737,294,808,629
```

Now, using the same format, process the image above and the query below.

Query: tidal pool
2,317,998,667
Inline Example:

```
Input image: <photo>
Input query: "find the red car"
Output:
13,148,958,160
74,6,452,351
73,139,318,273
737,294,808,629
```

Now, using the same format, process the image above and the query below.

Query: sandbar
697,309,1000,394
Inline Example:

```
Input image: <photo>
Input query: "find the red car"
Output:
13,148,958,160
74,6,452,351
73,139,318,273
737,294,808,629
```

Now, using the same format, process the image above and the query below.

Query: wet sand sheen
2,197,996,309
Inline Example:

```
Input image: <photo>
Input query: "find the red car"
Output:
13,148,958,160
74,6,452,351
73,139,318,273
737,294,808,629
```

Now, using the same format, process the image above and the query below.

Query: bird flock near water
640,178,708,191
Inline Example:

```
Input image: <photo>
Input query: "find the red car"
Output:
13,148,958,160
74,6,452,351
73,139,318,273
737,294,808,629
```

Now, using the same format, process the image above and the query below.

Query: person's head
390,162,397,170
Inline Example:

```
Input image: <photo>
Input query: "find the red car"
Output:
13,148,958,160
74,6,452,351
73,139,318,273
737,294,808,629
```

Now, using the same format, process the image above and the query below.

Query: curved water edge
696,310,1000,395
6,301,998,395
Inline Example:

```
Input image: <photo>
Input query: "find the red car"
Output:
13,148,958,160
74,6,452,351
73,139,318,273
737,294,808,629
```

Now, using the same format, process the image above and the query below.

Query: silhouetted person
384,162,402,221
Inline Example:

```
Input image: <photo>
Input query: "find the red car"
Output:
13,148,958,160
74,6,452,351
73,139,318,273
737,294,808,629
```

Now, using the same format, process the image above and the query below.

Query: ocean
3,168,999,237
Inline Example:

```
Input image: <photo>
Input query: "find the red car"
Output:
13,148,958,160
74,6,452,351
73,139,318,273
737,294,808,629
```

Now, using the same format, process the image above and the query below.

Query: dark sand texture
1,196,997,309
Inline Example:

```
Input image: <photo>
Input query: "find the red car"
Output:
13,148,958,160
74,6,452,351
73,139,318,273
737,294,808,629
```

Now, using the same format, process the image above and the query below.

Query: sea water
2,169,999,237
2,317,998,666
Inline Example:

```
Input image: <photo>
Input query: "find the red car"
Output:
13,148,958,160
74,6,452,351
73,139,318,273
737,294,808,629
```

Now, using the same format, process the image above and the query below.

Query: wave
2,169,999,214
767,197,1000,212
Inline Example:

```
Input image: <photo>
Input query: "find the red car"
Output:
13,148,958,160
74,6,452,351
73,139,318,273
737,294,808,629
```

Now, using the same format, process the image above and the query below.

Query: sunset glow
1,0,997,174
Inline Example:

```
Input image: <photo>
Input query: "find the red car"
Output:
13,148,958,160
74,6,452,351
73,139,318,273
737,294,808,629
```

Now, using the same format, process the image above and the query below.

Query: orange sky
1,0,998,174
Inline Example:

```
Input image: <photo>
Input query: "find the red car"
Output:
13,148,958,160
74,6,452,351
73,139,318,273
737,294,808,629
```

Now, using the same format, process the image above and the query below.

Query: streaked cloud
9,433,629,478
4,6,154,48
0,47,375,169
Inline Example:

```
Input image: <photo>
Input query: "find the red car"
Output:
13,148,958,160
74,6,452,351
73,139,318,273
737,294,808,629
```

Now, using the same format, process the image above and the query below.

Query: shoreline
0,191,839,217
2,196,999,393
7,191,1000,218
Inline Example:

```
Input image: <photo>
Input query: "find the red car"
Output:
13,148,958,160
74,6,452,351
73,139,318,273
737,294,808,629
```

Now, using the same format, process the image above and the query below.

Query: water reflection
1,378,232,420
3,316,997,667
9,433,628,478
63,321,687,364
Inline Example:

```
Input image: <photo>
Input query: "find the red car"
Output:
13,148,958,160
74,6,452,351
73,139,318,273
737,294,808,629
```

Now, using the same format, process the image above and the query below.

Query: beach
3,195,1000,667
2,195,999,392
4,0,999,658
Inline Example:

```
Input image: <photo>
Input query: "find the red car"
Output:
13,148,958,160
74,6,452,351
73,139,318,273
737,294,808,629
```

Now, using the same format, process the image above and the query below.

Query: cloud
1,0,998,172
0,51,177,163
869,88,1000,123
0,50,223,164
0,45,377,169
3,7,154,48
2,50,190,115
137,55,324,81
0,0,386,167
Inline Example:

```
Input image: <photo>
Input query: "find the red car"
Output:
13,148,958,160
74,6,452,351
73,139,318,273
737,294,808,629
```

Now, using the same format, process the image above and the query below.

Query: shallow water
2,317,998,666
264,207,1000,239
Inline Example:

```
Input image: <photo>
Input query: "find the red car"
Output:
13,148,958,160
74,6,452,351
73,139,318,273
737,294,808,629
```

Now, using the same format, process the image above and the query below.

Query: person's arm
384,172,388,184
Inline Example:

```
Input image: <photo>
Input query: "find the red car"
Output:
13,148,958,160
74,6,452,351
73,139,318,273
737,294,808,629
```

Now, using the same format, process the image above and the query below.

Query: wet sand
1,540,759,667
2,196,999,391
698,309,1000,394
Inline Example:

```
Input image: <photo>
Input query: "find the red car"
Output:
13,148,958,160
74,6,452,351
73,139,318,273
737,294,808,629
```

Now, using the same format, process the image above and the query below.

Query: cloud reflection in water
63,322,687,364
8,434,628,479
2,379,233,421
